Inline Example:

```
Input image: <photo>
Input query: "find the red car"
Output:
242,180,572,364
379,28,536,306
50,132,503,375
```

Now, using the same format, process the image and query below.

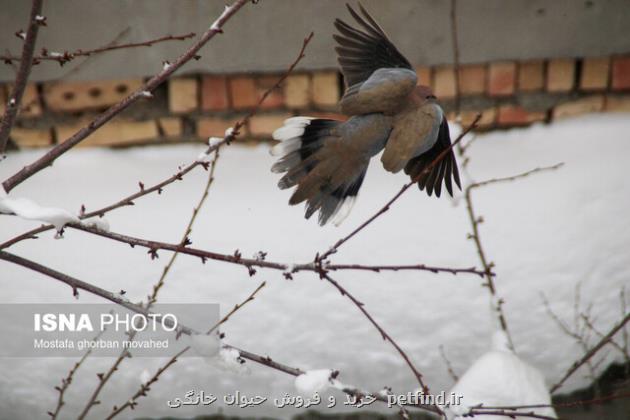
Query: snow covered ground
0,114,628,419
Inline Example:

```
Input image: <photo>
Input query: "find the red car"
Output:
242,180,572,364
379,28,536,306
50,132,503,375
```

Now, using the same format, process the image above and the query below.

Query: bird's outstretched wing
403,117,462,198
334,3,417,116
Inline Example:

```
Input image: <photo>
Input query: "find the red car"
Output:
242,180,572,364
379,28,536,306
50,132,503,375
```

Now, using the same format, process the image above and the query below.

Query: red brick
284,74,311,108
553,95,604,119
433,66,456,99
44,79,144,112
488,62,516,97
461,108,496,129
312,71,339,107
580,57,610,91
168,78,198,114
229,76,258,109
605,95,630,112
201,75,229,111
158,117,183,138
611,56,630,90
256,75,285,109
546,59,575,92
414,65,432,87
497,105,546,126
458,64,486,95
197,116,243,138
57,119,159,147
249,113,292,137
10,127,52,147
518,61,545,92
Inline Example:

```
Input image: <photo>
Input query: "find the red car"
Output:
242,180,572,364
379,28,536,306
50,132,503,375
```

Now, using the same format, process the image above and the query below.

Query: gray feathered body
270,3,461,225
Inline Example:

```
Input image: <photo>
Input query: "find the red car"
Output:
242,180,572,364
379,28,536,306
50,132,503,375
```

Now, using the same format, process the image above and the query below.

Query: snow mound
444,331,557,419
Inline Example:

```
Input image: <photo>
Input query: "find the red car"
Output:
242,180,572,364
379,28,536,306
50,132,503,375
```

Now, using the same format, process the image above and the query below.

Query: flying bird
271,3,461,225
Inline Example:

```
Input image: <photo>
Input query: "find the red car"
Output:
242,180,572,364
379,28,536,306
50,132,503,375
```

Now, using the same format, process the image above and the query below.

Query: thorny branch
1,32,196,66
0,0,44,154
2,0,250,193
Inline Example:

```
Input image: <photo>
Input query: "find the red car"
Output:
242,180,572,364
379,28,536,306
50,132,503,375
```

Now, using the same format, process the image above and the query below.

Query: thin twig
1,32,196,66
47,326,108,419
439,345,459,382
75,151,222,420
319,271,438,415
105,280,266,419
550,312,630,393
2,0,249,193
464,163,564,352
465,408,557,419
581,313,630,362
0,0,44,153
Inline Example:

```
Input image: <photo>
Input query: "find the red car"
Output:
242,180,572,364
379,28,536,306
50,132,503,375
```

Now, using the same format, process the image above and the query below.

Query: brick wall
4,55,630,149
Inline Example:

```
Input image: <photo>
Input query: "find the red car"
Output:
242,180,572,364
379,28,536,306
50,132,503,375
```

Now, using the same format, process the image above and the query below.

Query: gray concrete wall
1,0,629,82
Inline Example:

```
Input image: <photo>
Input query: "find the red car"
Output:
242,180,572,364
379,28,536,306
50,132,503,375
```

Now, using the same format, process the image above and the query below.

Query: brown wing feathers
334,4,412,87
404,118,462,198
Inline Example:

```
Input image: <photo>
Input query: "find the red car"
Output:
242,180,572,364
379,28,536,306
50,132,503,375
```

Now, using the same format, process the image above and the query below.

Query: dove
271,3,461,226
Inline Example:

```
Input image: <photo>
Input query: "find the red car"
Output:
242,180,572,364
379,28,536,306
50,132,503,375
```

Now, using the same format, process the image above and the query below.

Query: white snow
209,136,223,148
190,333,221,358
80,216,110,232
140,368,151,384
0,114,629,419
444,331,557,419
294,369,333,394
0,190,79,232
217,348,249,374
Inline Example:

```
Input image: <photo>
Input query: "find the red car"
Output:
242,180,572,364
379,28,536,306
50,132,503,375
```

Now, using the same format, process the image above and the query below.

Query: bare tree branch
48,327,108,419
0,31,316,251
75,151,222,420
0,0,44,153
319,271,437,414
464,163,565,352
1,32,196,66
2,0,250,193
104,280,266,419
0,249,439,416
550,311,630,393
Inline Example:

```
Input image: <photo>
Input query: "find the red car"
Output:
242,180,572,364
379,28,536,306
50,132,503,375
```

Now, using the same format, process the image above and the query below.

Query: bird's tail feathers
271,117,367,226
